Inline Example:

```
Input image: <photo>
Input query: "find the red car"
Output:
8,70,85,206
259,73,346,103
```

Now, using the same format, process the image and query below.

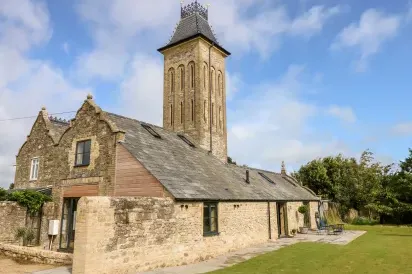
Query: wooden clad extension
63,184,99,197
115,144,166,197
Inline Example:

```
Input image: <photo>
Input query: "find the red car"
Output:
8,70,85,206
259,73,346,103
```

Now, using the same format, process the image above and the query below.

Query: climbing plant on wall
5,189,51,214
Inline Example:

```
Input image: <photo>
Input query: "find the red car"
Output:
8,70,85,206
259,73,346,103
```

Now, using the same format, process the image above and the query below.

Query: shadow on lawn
380,233,412,237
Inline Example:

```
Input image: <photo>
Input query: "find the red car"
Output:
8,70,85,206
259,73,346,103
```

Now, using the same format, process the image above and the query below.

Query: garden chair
316,218,328,234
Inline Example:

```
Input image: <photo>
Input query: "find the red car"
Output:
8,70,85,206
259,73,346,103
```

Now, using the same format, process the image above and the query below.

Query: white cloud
62,42,69,54
0,1,90,188
327,105,357,123
226,65,350,171
332,9,402,72
392,122,412,136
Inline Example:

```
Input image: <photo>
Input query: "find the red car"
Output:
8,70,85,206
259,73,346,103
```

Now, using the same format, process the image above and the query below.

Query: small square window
75,140,91,167
203,202,218,236
30,158,39,181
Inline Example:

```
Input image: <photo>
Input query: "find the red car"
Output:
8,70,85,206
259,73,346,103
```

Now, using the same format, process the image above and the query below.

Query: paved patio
32,230,366,274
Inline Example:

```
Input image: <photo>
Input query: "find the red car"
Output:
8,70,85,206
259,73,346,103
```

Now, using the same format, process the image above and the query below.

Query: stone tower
158,1,231,162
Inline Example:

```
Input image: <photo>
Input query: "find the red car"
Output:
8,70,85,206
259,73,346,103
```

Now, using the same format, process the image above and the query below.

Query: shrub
298,205,308,214
0,187,7,201
15,227,36,246
7,190,51,214
351,216,379,225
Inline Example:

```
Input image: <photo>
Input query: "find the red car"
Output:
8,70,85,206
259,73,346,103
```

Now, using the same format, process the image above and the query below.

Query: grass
209,225,412,274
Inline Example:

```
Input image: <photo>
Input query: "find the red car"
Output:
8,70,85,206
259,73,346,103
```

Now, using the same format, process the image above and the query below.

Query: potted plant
298,205,309,234
291,229,297,236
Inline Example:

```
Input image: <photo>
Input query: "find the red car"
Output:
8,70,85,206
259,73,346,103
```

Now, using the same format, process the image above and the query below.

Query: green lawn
209,225,412,274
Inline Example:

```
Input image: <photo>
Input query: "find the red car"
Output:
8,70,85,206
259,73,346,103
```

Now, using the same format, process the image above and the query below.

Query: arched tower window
204,100,207,122
219,106,222,130
191,99,194,122
189,62,195,89
179,66,185,91
218,72,222,96
203,63,207,88
170,104,174,127
212,103,215,125
211,68,215,94
180,101,183,124
169,69,175,94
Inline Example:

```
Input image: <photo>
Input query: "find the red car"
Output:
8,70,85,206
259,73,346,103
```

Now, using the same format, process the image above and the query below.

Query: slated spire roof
158,1,230,56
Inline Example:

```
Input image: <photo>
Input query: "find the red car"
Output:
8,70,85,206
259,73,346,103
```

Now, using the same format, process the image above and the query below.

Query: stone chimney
281,161,287,175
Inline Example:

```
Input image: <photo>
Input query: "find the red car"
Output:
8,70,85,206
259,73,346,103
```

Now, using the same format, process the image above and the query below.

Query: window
141,123,161,139
212,103,215,125
204,100,207,122
180,101,183,124
219,106,222,130
75,140,91,167
170,70,175,94
190,63,195,89
258,172,275,184
203,202,218,235
203,65,207,88
191,99,194,122
30,158,39,181
178,134,195,147
170,104,174,126
180,66,185,91
218,74,221,96
211,69,215,94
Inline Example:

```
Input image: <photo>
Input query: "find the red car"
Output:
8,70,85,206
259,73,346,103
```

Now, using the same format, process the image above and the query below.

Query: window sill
203,231,220,237
29,179,38,182
74,164,90,168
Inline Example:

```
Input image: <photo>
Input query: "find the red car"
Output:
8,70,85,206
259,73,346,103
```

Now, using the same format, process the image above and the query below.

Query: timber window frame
29,157,40,181
203,202,219,236
74,140,91,167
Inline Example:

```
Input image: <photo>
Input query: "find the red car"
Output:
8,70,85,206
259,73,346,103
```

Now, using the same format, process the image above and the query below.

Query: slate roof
105,112,319,202
158,11,230,55
48,119,69,142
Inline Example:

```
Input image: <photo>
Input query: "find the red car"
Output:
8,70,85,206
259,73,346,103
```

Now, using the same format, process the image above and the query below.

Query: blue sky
1,0,412,187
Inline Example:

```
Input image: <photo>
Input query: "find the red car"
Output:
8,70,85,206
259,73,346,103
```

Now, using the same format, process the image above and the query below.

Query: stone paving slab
32,231,366,274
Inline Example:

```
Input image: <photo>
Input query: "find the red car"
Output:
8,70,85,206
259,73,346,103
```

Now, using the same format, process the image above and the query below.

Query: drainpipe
268,201,272,239
209,42,214,153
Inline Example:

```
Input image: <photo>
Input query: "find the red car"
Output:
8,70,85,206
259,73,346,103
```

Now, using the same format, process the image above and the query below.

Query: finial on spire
181,0,208,20
281,161,287,175
87,93,93,100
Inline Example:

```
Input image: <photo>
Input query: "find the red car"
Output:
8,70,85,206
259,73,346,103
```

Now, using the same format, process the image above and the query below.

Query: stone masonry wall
309,201,319,229
162,38,228,162
14,110,58,190
0,202,27,245
286,202,304,235
72,197,278,274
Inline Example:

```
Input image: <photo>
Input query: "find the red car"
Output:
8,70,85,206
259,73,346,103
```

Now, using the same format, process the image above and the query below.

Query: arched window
212,103,215,125
170,104,173,126
204,100,207,122
218,73,222,96
189,62,195,89
219,106,222,130
169,69,175,94
180,66,185,91
191,99,194,122
203,65,207,88
211,68,215,94
180,101,183,124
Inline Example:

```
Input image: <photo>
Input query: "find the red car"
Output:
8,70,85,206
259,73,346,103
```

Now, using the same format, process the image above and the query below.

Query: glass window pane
76,153,83,165
83,152,90,166
77,142,84,154
210,217,217,232
210,205,217,219
84,140,91,153
204,205,209,219
203,218,210,233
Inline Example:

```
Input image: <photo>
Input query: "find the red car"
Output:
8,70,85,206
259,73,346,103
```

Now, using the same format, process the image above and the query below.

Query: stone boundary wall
72,197,278,274
0,243,72,265
0,202,26,245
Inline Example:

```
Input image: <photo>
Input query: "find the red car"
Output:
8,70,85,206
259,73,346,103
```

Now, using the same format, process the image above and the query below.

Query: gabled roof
105,112,318,202
158,2,230,56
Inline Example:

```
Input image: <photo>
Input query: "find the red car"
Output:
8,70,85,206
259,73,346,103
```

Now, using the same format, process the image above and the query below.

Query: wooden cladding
115,144,165,197
63,184,99,197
